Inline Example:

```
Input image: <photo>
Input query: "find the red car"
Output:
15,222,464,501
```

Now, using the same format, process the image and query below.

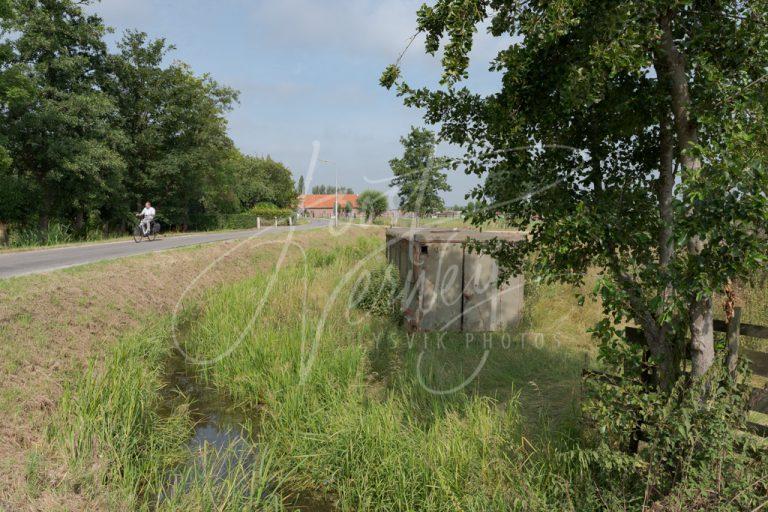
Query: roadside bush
580,330,767,510
357,189,388,222
9,221,74,247
249,202,293,219
217,213,263,230
190,209,294,231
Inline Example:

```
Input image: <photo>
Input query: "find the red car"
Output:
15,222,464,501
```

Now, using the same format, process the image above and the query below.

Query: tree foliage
0,0,295,242
389,127,451,215
6,0,126,231
0,0,33,238
231,154,297,210
311,184,354,194
383,0,768,506
357,189,388,221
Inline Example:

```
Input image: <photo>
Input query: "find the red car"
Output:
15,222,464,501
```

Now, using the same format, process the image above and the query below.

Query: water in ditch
158,353,257,502
160,351,335,510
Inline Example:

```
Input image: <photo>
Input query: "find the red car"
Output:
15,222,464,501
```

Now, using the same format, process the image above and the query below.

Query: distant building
298,194,359,218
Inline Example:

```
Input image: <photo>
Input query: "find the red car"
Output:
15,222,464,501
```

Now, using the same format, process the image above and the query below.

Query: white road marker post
257,217,261,230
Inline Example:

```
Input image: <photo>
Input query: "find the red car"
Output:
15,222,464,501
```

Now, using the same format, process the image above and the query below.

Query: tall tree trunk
689,295,715,376
0,222,8,246
650,116,682,389
660,10,715,377
37,174,51,233
658,118,675,270
74,210,85,232
617,270,680,390
38,214,49,232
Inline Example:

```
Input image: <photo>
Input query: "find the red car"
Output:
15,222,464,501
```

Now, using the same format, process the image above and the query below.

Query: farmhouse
298,194,359,218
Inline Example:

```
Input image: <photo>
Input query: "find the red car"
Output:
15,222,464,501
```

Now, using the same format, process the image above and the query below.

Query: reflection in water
158,353,259,503
161,352,335,511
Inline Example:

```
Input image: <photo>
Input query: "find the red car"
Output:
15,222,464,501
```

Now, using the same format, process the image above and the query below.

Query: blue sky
93,0,508,205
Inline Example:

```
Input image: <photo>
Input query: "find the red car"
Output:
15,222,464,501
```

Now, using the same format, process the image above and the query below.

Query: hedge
249,204,295,219
190,209,294,231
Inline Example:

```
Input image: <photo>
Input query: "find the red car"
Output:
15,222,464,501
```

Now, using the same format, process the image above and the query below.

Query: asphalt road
0,220,328,278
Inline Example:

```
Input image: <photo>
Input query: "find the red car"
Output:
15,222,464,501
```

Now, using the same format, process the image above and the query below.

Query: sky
92,0,509,206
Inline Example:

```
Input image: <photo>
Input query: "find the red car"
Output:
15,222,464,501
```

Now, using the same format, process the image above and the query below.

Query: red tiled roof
298,194,358,209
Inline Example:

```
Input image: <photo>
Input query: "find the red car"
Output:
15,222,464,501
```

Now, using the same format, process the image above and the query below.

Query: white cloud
249,0,422,58
248,0,510,85
93,0,153,27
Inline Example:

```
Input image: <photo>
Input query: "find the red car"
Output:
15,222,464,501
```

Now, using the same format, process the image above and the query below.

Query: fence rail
585,308,768,440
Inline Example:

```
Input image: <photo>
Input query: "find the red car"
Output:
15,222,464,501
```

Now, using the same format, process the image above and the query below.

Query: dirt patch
0,226,382,510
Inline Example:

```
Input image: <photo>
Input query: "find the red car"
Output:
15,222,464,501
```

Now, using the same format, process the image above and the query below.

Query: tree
0,1,294,241
389,127,451,216
6,0,126,232
357,190,388,222
106,30,175,224
109,31,240,228
296,175,305,195
259,157,297,209
0,171,27,244
232,154,296,210
382,2,768,504
383,0,768,390
0,0,34,244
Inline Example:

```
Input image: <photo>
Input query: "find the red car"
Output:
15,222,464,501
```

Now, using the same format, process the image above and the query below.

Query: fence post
257,217,261,230
726,307,742,377
288,216,292,227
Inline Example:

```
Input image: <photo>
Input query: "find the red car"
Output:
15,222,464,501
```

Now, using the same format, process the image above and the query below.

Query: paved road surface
0,221,328,278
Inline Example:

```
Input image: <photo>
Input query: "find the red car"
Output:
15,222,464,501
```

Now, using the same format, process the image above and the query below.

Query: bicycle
133,215,160,243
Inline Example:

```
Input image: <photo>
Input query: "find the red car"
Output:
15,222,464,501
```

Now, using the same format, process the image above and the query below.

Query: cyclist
137,201,156,236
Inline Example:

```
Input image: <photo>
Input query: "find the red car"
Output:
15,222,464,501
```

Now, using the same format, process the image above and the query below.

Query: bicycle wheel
133,225,143,243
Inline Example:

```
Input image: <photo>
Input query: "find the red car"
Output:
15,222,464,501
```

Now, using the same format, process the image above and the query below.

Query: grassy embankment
44,228,768,510
0,225,362,509
51,231,605,510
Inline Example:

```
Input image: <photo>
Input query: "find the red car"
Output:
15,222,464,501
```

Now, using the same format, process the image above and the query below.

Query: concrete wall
386,228,525,332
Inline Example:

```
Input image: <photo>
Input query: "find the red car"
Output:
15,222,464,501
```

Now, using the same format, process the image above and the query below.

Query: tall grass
9,221,75,247
49,230,768,509
54,233,602,510
53,323,284,510
53,325,190,508
155,443,284,511
179,235,594,510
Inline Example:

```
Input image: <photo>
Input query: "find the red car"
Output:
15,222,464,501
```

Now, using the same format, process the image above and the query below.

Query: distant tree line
310,184,354,195
0,0,295,244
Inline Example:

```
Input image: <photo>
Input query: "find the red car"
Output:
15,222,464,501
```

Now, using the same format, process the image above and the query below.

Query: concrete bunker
385,228,525,332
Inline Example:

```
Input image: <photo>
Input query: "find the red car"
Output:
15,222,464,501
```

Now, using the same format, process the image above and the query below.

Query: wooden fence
584,307,768,443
